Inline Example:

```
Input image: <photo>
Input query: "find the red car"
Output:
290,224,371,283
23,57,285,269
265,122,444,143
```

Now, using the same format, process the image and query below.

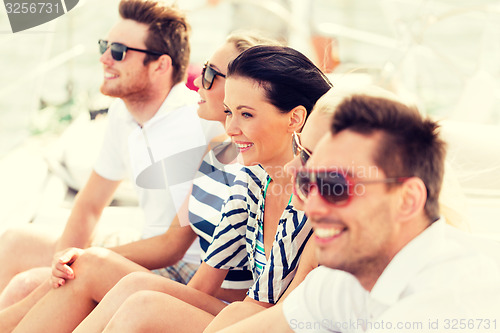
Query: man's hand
51,248,84,288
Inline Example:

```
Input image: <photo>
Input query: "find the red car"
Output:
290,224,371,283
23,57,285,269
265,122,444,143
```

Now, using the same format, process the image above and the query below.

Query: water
1,0,499,157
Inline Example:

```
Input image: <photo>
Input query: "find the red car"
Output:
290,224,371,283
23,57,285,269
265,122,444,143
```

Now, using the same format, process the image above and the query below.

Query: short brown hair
331,95,446,221
119,0,190,84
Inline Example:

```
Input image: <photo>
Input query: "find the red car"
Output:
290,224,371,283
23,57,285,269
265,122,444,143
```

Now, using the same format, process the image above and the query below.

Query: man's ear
152,54,172,75
397,177,427,222
288,105,307,133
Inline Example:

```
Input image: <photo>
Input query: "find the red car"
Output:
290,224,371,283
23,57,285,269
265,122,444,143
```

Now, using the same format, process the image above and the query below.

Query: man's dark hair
119,0,190,84
331,94,446,221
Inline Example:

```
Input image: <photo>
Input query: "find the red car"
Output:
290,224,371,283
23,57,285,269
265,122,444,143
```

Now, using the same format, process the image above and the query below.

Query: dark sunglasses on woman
98,39,166,62
201,61,226,90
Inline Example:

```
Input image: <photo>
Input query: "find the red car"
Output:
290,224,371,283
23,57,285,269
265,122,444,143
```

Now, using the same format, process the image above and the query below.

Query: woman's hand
51,247,84,288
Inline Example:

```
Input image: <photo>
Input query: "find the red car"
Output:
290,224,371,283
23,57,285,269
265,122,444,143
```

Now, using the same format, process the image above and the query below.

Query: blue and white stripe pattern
203,167,312,304
189,142,254,290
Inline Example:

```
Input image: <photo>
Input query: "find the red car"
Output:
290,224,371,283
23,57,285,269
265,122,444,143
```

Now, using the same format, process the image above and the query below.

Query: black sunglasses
294,169,407,206
98,39,166,62
292,132,312,166
202,61,226,90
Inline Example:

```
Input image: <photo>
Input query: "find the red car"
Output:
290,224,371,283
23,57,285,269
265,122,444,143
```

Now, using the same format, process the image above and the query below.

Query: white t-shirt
94,83,224,264
283,219,500,332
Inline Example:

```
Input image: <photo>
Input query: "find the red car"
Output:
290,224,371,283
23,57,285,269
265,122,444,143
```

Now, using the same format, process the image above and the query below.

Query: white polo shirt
283,219,500,332
94,83,224,264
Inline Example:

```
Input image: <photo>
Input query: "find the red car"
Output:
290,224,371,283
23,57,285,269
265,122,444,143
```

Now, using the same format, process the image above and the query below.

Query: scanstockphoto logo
4,0,78,33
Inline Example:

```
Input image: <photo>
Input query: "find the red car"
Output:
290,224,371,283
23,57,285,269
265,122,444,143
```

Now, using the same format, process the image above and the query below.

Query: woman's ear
397,177,428,223
288,105,307,133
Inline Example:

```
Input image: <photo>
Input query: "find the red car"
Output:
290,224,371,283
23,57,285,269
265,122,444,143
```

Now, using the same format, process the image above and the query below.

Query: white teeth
104,72,118,78
314,227,342,239
236,143,253,149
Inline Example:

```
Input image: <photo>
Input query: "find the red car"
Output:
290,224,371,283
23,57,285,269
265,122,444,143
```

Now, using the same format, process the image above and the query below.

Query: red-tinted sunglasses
294,168,407,205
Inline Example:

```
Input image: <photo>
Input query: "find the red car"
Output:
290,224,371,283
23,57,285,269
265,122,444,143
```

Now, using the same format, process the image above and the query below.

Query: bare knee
222,300,266,315
104,291,165,332
72,247,114,270
100,271,163,305
113,271,154,293
0,228,23,247
0,228,30,260
205,301,266,333
64,247,116,289
121,290,158,313
11,267,51,290
0,267,51,308
0,227,56,270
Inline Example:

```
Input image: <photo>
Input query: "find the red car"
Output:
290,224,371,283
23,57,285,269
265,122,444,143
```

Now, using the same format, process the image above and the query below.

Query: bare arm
108,182,197,269
109,215,197,270
188,262,229,297
56,171,121,252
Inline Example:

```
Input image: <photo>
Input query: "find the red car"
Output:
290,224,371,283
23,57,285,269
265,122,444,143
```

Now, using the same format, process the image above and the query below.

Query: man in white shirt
218,93,500,332
0,0,222,329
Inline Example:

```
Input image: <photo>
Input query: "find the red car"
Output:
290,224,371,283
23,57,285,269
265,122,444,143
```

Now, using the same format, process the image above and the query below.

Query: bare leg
75,272,227,333
0,279,52,333
12,247,150,333
0,227,57,293
204,301,266,333
0,267,51,310
103,290,215,333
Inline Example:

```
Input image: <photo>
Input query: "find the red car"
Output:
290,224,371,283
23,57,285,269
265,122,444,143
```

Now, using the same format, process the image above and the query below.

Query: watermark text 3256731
4,0,79,33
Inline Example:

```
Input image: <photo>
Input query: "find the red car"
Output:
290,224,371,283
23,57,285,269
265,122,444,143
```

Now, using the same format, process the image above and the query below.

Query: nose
100,47,113,66
304,186,330,218
193,74,202,90
225,114,241,137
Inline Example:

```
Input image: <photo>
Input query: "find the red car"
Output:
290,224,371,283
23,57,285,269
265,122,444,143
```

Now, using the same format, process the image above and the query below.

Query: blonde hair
316,85,403,113
226,30,284,54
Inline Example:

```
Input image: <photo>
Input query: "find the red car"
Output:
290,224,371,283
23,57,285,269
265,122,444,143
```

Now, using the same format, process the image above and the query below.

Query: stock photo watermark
289,317,498,331
3,0,79,33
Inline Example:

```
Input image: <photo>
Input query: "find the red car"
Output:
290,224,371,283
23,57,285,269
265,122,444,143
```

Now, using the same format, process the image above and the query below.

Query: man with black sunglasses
219,92,500,332
0,0,223,329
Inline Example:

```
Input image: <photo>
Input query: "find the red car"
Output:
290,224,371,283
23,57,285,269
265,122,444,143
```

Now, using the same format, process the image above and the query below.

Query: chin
100,86,119,98
236,154,247,165
236,155,259,167
316,250,339,270
197,108,217,122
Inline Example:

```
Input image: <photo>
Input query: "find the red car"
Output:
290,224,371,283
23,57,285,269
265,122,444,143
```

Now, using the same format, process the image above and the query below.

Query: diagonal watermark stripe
4,0,79,33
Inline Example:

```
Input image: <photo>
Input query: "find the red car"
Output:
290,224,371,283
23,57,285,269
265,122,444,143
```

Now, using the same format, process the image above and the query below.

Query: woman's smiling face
194,42,239,123
223,77,294,167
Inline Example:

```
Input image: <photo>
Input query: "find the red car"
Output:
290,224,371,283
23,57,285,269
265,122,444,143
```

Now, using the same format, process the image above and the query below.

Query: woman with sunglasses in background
10,32,281,333
63,45,332,333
